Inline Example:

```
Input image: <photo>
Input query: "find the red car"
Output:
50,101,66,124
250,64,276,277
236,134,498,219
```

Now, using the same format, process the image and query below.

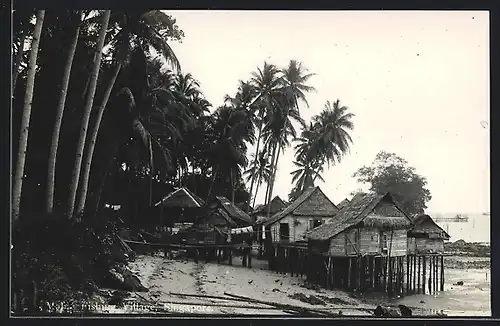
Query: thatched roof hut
307,192,414,241
337,198,350,210
209,196,253,226
263,187,338,227
154,187,204,208
253,196,286,224
409,214,450,240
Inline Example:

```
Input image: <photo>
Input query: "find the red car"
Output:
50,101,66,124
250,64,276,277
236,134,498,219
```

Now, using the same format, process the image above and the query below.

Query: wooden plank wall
381,229,407,256
416,238,444,253
270,215,334,243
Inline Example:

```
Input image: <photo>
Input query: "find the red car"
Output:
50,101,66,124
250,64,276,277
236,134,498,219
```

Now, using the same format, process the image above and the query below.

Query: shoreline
90,250,490,317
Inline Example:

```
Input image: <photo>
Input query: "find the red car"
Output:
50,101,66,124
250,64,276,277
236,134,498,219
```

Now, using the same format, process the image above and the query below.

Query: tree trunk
75,62,122,216
264,142,277,219
12,10,45,221
91,155,116,219
252,174,262,209
66,10,110,219
46,15,81,214
205,164,220,203
148,135,154,207
12,29,26,95
247,123,263,210
266,142,281,219
230,168,236,204
312,155,326,183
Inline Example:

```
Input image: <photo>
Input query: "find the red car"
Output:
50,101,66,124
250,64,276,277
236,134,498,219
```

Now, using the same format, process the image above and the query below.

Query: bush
12,214,127,314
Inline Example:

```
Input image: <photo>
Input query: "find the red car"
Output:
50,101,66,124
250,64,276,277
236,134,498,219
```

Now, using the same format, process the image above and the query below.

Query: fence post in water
428,256,433,294
417,256,421,293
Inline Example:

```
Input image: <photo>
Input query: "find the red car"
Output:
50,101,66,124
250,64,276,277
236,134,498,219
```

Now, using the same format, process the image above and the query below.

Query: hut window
279,223,290,240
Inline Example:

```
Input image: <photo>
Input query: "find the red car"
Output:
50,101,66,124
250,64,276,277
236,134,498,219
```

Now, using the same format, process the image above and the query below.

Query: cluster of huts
130,185,450,296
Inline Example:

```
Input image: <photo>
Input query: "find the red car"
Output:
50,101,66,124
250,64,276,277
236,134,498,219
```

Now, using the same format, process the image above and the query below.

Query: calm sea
432,214,490,244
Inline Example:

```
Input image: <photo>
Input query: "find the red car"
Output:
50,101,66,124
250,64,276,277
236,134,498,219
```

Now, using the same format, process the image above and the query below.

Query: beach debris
374,305,401,317
288,293,326,306
454,281,464,286
398,304,412,317
272,288,281,292
248,280,253,284
299,282,321,291
318,295,350,305
419,300,425,304
275,279,280,283
224,292,339,317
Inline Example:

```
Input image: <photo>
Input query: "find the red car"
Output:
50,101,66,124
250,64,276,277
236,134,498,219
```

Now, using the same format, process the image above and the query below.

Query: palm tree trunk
12,29,26,95
252,174,262,208
66,10,110,219
264,142,277,218
91,155,116,219
12,10,45,222
265,143,281,219
247,123,263,208
230,168,235,204
149,136,154,207
205,164,219,203
46,14,81,214
75,62,122,215
312,155,326,183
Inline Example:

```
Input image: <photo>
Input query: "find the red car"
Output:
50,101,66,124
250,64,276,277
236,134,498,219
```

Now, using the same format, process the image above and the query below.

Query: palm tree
264,60,315,218
75,10,182,216
66,10,110,219
244,148,272,208
12,10,45,221
310,99,355,182
248,62,282,207
46,11,82,214
205,106,253,202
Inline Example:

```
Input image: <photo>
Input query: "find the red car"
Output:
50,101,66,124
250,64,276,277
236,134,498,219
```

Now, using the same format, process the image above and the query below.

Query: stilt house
209,196,253,227
253,196,287,242
305,192,414,293
153,187,205,226
263,187,339,243
407,214,450,254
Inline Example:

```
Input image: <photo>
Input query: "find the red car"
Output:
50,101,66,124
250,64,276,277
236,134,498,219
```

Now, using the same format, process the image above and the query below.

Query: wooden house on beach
263,186,339,244
152,187,205,226
305,192,414,295
406,214,450,294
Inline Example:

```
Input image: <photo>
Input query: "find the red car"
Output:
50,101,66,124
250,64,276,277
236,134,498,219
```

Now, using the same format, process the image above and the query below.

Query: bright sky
163,10,490,215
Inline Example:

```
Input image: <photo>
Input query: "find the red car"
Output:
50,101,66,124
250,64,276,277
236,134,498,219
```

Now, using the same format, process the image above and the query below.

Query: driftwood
168,292,275,306
224,292,340,317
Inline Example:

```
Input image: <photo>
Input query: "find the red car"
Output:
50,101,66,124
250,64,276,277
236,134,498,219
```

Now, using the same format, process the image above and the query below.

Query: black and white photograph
11,8,491,317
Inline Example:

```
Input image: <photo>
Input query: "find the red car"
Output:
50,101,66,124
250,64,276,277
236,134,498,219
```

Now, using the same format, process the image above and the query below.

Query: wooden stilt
228,248,232,265
248,247,252,268
434,256,438,293
422,255,427,294
371,256,376,289
383,257,387,293
348,258,352,290
413,254,417,292
406,255,409,293
357,257,362,291
417,255,421,293
440,255,445,291
428,256,432,294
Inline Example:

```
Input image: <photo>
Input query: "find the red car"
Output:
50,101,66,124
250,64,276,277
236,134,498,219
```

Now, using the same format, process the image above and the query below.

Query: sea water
433,213,490,244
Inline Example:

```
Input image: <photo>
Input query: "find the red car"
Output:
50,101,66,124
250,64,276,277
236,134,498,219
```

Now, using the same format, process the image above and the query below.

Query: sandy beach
123,253,375,315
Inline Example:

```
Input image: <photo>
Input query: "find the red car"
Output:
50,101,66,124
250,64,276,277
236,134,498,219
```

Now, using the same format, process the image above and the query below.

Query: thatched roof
337,198,350,210
252,196,286,216
262,187,338,227
409,214,450,239
306,192,413,241
195,207,237,227
154,187,205,208
215,196,253,225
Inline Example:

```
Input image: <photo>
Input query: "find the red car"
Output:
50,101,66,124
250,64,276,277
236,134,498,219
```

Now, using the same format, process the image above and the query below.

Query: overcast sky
163,10,490,214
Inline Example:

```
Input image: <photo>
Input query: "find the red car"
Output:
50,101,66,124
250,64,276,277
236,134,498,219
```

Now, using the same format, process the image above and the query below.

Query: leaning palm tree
75,10,181,216
12,10,45,221
46,10,82,214
310,99,355,182
66,10,110,219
